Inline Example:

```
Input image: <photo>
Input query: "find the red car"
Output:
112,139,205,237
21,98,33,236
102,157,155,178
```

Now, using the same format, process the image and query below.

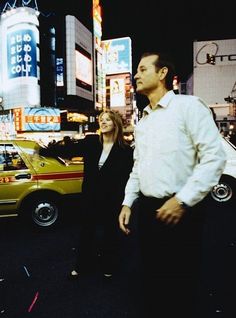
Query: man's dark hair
141,52,176,90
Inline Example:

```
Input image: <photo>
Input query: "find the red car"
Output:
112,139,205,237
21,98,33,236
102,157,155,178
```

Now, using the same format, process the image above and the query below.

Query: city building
0,0,136,142
187,38,236,135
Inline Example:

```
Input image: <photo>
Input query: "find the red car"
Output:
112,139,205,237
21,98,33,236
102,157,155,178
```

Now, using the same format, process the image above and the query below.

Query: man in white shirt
118,52,227,318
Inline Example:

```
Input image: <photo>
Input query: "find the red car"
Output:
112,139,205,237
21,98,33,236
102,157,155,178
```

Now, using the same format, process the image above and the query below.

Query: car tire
210,175,236,206
22,193,60,227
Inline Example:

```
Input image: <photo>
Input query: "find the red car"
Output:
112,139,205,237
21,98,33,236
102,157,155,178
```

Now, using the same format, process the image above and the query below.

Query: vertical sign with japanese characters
56,58,64,87
7,29,37,79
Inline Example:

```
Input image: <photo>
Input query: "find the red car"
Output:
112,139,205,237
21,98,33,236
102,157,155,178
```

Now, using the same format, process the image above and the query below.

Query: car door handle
15,173,31,180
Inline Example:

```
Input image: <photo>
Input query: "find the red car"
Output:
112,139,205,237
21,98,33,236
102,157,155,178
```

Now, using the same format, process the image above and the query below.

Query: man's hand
157,196,186,225
119,205,131,235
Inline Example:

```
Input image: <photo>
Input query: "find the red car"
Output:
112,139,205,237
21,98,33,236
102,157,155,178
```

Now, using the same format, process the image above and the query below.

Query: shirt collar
143,90,175,115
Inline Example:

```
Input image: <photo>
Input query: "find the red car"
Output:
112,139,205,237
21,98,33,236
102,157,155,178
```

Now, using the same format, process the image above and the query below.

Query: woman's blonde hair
98,110,126,147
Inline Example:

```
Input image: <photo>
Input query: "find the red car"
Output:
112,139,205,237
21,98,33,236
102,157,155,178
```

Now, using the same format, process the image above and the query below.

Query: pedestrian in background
69,110,133,279
118,51,227,318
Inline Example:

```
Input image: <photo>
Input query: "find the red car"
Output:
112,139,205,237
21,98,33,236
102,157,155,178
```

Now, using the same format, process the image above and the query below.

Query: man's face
134,55,160,95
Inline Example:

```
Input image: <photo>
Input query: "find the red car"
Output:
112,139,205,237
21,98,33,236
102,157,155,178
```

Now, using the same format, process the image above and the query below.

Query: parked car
210,137,236,206
0,139,83,227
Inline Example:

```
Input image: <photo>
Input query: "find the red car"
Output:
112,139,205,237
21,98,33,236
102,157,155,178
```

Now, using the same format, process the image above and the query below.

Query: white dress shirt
123,90,227,207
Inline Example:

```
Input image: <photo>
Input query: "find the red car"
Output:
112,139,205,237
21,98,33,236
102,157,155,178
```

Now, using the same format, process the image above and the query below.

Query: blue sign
56,58,64,87
7,29,37,79
23,108,61,132
102,37,132,75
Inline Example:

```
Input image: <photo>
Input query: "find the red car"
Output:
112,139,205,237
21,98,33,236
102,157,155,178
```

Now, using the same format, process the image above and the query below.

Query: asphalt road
0,208,140,318
0,200,235,318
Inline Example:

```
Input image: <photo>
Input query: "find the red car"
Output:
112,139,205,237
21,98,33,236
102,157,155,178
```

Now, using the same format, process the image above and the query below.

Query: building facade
188,38,236,135
0,0,136,141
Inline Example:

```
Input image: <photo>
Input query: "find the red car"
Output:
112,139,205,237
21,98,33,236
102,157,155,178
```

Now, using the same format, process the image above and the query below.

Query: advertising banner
102,37,132,75
110,78,125,107
0,111,16,139
56,58,64,87
7,29,37,79
14,108,61,132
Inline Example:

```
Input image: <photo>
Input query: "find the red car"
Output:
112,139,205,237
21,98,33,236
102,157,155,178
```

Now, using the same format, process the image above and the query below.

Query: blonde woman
69,110,133,278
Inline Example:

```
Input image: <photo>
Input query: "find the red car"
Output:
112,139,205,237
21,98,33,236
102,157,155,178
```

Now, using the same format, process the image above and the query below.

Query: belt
139,193,171,210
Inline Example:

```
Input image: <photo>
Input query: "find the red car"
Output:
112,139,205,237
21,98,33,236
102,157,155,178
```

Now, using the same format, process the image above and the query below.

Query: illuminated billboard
106,73,133,122
0,7,40,109
7,29,37,79
110,78,125,107
93,0,102,39
13,107,60,132
56,58,64,87
65,15,93,101
0,111,16,138
102,37,132,75
75,46,93,91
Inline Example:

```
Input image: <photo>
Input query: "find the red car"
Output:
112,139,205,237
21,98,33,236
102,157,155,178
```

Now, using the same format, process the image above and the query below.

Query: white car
210,137,236,205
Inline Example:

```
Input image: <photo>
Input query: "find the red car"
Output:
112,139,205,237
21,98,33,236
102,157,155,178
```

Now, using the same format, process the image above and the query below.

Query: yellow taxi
0,139,83,227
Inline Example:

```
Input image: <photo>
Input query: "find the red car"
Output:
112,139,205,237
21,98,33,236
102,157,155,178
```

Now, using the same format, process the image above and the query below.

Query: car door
0,142,37,216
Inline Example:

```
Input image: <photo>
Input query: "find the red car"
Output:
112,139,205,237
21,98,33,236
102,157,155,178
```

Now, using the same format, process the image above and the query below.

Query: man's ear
159,67,168,80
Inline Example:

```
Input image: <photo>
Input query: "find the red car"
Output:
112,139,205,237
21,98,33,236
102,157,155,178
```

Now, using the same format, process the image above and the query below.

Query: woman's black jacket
74,135,134,216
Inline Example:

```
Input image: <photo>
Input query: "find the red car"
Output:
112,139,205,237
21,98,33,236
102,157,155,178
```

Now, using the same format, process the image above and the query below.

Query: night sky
1,0,235,82
101,0,235,81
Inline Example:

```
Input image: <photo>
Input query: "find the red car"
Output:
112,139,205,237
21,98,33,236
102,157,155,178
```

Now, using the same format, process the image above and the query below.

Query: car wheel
23,194,60,227
210,175,236,205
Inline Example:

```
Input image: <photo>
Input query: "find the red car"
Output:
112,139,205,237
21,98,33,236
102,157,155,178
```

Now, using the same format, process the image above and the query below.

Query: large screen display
65,15,93,101
75,45,93,91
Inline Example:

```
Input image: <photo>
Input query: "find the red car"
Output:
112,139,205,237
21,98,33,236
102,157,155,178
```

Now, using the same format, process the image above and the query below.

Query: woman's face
99,113,115,134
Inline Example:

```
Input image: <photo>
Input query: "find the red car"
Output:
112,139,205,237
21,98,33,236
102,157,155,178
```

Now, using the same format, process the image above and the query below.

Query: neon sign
7,29,37,79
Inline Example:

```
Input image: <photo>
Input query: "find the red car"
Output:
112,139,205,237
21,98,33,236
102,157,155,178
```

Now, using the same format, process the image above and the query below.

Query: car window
0,144,28,171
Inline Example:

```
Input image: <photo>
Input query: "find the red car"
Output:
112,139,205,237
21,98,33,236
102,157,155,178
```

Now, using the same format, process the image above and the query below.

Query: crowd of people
44,51,227,317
